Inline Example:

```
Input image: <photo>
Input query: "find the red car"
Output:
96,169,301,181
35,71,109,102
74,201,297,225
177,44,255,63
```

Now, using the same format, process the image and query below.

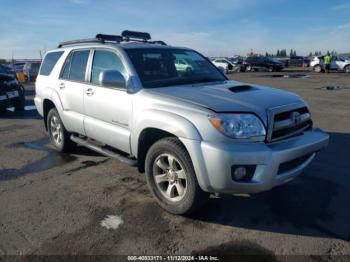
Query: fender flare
131,109,202,156
43,89,69,128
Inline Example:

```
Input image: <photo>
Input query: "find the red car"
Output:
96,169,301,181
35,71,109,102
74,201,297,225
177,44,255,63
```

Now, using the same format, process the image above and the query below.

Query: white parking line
6,105,37,112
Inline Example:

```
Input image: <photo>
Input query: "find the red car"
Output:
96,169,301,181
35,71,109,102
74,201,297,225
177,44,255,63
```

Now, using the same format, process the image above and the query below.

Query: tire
344,65,350,73
313,65,322,73
14,95,25,111
145,137,208,215
47,108,76,152
268,66,274,72
246,65,252,72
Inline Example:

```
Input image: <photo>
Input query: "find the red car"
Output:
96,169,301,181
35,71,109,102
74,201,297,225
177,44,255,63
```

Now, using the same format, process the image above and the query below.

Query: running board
70,135,137,167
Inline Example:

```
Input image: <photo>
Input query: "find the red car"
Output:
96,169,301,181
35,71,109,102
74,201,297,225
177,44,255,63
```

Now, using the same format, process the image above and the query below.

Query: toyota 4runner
35,31,329,214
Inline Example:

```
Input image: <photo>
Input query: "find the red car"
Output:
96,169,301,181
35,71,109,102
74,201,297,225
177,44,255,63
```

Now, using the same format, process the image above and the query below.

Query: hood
0,73,14,82
0,73,19,92
147,80,303,122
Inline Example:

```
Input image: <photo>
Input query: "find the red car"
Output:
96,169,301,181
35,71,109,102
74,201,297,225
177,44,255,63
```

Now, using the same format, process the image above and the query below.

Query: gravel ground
0,69,349,260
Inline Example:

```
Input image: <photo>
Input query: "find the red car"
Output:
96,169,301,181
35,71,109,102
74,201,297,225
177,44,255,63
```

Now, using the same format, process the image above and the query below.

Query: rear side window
39,51,63,76
60,50,90,82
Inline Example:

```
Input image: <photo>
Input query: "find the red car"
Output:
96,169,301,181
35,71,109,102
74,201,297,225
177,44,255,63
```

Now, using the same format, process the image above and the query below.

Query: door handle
86,88,94,96
59,83,65,89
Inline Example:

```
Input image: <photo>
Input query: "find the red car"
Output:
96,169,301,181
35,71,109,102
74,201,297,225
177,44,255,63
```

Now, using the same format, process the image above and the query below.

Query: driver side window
91,50,127,86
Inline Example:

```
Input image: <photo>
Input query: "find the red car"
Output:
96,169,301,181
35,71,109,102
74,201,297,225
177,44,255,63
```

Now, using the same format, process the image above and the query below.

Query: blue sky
1,0,350,59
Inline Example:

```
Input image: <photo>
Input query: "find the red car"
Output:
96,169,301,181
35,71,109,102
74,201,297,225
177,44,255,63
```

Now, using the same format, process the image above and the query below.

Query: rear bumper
182,128,329,194
34,96,43,116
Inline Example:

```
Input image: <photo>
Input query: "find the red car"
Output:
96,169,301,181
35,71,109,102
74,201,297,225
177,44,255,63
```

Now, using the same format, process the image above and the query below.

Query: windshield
126,48,226,88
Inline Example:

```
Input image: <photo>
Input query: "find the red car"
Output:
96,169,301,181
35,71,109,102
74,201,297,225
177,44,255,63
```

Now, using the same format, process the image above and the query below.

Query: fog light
233,167,246,180
231,165,256,182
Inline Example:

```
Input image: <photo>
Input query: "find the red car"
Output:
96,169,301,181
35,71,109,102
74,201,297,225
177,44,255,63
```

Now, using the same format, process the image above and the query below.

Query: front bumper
182,128,329,194
0,90,21,109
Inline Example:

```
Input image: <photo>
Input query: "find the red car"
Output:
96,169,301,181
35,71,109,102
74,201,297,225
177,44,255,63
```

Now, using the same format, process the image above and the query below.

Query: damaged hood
147,80,304,122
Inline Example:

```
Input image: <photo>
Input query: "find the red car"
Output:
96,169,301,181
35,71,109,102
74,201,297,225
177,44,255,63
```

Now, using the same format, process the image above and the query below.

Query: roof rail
58,30,166,48
58,38,103,48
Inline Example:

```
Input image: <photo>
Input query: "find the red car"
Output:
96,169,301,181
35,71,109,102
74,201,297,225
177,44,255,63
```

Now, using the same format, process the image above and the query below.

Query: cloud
331,2,350,10
337,23,350,30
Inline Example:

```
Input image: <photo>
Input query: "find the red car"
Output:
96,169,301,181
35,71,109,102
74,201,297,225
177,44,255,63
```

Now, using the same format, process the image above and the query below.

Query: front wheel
14,95,25,111
313,65,323,73
344,65,350,73
47,108,76,152
145,137,208,215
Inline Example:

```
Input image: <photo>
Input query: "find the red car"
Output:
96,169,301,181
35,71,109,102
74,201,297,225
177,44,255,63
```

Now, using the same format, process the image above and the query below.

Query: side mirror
217,66,226,74
99,70,126,89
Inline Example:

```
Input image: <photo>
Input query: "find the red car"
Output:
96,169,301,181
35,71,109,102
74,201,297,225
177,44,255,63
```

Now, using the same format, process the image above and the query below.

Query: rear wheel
47,108,76,152
145,137,208,215
268,66,274,72
313,65,322,73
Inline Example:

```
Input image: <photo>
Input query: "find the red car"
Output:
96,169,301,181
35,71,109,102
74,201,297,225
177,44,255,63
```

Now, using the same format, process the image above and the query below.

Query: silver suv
35,31,329,214
311,55,350,73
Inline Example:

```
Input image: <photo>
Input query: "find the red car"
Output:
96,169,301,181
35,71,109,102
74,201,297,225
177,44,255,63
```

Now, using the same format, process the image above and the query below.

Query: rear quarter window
39,51,64,76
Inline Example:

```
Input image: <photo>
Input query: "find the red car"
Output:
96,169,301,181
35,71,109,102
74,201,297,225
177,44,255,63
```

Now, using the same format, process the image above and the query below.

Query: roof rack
121,30,151,41
57,30,166,48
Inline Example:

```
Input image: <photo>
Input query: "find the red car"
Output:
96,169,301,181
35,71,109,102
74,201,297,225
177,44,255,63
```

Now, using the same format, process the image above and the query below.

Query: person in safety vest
324,52,331,73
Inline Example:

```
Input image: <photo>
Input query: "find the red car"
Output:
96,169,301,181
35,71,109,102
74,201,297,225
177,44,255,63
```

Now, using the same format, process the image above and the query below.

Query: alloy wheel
50,115,63,145
153,153,187,202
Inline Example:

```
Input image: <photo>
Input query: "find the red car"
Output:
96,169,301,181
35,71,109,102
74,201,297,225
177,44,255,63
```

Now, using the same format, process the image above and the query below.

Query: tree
276,49,280,57
309,52,313,57
280,49,287,57
290,49,294,57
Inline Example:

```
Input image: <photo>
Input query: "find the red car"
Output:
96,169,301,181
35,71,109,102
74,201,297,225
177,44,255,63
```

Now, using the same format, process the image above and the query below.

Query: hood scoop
229,85,258,93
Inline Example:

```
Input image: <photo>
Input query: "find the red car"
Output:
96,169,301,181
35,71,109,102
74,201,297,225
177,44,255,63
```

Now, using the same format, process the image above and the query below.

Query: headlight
209,113,266,139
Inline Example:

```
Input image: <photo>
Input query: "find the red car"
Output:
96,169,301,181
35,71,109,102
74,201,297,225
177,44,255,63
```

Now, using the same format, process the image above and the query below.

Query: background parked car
211,58,236,73
227,57,250,72
211,58,250,73
0,64,25,111
23,61,41,82
174,58,193,72
245,56,285,72
311,56,350,73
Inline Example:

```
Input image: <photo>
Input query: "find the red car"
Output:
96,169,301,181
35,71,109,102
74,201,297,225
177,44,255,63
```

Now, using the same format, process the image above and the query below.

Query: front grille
269,107,312,142
278,154,312,175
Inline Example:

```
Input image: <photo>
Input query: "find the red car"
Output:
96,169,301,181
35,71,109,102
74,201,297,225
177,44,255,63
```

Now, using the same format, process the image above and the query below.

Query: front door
83,49,133,154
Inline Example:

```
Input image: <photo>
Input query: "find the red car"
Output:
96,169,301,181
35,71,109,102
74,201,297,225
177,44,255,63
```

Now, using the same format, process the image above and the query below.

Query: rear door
57,49,91,135
330,56,339,70
83,49,133,154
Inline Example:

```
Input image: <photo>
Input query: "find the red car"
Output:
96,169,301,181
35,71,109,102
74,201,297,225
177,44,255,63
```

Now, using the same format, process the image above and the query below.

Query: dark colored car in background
0,64,25,111
289,56,310,67
245,56,285,72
